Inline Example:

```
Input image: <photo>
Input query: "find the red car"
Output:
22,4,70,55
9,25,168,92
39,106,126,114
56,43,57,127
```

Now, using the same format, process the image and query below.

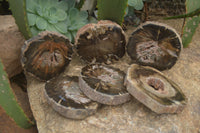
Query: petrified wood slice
75,20,126,64
21,31,73,81
125,64,187,114
127,21,182,70
44,75,100,119
79,64,131,105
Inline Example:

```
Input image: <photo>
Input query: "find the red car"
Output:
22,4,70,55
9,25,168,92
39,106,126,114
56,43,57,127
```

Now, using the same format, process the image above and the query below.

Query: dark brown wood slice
127,21,182,70
21,31,73,81
75,20,126,64
44,75,100,120
125,64,187,114
79,64,131,105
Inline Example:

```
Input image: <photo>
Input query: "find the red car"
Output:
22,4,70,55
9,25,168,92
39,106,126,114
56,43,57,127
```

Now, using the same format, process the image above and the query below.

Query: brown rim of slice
125,64,187,114
127,21,182,70
21,31,73,81
75,20,126,64
44,75,100,120
79,64,131,105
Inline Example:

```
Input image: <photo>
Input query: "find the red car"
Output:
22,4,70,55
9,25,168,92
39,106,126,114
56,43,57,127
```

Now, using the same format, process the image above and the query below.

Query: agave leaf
182,0,200,47
97,0,128,25
8,0,32,39
128,0,144,10
0,60,34,128
36,17,47,30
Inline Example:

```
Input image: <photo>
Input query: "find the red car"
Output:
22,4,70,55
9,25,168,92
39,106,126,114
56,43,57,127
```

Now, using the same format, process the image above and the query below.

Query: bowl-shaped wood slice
127,21,182,70
125,64,187,114
21,31,73,81
79,64,131,105
75,20,126,64
44,75,100,119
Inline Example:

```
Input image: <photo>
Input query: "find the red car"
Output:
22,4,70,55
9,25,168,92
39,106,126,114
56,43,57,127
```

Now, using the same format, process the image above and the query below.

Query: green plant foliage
0,60,34,128
165,0,200,47
26,0,88,42
8,0,31,39
128,0,144,10
164,8,200,19
97,0,128,25
182,0,200,47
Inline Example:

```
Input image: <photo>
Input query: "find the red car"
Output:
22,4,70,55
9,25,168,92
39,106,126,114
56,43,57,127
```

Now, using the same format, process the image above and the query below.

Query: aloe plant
8,0,31,39
97,0,128,25
164,0,200,47
0,60,34,128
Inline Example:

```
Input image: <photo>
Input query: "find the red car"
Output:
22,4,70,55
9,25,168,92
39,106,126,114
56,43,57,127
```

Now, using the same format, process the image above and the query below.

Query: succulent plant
26,0,88,42
128,0,144,10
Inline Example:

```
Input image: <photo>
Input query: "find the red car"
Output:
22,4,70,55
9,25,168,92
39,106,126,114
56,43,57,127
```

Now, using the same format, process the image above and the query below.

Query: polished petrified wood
75,20,126,63
127,22,182,70
44,75,100,119
79,64,131,105
125,64,187,114
21,31,73,80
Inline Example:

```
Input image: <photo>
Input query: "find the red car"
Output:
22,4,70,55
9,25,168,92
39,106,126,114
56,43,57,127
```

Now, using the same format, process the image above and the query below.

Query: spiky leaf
182,0,200,47
8,0,31,39
0,60,34,128
97,0,128,25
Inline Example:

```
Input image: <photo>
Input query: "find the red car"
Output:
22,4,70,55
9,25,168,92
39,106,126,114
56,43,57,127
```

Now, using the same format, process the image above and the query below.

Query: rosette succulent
27,0,88,42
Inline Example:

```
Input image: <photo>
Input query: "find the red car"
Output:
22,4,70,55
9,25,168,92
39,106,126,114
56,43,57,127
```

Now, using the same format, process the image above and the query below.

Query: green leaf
49,7,57,16
36,17,47,30
97,0,128,25
46,24,58,32
26,0,37,13
27,13,37,26
0,60,34,128
182,0,200,47
55,21,68,33
56,0,68,11
128,0,144,10
8,0,32,39
67,0,76,10
30,26,40,36
55,9,67,21
79,11,88,20
182,16,200,47
69,8,79,19
64,31,73,42
36,6,43,16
